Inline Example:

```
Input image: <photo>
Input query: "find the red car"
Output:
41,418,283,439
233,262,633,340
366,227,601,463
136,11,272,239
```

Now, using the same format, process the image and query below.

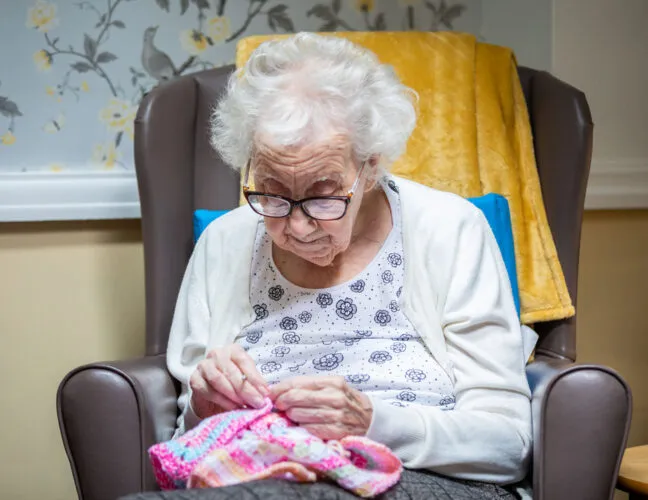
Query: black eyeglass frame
241,159,367,221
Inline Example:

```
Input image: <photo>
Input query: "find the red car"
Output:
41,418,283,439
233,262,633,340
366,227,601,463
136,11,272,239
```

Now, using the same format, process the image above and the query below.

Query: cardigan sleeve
166,233,212,436
366,210,532,484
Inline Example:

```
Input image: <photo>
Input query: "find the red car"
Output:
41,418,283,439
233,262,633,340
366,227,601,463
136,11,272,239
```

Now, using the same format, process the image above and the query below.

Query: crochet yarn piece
149,399,402,498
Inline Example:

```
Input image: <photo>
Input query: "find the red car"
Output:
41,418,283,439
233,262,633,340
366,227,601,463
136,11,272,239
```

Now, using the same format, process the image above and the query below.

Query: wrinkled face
250,135,367,267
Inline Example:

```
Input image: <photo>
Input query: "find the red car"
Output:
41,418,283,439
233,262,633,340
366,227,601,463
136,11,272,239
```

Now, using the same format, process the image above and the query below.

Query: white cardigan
167,176,532,484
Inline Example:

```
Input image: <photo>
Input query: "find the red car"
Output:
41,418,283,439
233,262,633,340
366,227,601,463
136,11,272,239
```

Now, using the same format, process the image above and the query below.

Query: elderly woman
167,32,531,495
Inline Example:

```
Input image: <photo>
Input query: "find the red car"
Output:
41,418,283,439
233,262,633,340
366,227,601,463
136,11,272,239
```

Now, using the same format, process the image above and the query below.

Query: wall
0,220,145,500
480,0,552,70
554,0,648,209
578,212,648,448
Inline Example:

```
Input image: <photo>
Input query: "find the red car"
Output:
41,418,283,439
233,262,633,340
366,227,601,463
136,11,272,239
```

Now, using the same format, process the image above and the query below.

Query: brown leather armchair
57,65,632,500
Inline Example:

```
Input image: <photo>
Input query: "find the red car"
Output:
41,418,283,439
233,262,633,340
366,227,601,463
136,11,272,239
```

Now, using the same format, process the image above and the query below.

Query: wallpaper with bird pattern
0,0,475,174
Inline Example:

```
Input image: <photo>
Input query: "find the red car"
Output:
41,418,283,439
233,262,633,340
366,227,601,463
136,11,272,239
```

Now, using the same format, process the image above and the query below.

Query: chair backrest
134,65,593,361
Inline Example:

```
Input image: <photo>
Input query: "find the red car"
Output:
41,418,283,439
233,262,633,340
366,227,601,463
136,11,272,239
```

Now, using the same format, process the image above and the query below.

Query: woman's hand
270,375,373,440
190,344,269,419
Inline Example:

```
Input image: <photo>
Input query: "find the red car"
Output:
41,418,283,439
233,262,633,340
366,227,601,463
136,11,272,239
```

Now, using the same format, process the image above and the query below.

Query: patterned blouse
236,179,455,410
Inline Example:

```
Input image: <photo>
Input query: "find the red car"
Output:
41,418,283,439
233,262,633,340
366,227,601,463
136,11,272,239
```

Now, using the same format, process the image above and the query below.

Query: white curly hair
210,32,417,176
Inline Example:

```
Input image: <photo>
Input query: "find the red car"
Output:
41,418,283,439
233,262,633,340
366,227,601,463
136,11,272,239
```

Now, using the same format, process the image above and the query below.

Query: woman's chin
290,246,336,266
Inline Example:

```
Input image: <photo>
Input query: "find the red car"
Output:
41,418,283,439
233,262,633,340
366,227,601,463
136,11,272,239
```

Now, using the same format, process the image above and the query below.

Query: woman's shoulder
391,175,484,227
198,205,261,252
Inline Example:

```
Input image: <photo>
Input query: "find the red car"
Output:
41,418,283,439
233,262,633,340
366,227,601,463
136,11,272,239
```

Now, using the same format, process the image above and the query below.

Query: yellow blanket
236,32,574,324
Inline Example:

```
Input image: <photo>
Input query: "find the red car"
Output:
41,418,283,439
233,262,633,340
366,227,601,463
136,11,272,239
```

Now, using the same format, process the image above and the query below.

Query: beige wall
1,211,647,499
0,220,145,500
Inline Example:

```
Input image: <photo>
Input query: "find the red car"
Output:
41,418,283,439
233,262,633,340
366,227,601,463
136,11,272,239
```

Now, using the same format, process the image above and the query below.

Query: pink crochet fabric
149,398,402,497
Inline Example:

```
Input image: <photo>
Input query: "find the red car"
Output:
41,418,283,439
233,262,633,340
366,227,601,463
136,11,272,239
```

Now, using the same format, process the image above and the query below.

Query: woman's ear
363,155,382,192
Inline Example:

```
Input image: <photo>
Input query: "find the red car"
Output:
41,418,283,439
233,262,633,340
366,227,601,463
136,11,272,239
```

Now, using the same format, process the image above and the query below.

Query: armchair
57,65,632,500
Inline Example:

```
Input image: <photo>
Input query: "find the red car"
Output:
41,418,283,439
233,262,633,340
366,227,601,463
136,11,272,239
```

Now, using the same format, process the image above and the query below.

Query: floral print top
236,178,455,410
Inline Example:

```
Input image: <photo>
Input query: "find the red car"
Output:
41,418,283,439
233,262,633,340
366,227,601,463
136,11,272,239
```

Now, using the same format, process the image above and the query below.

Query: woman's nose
287,205,314,237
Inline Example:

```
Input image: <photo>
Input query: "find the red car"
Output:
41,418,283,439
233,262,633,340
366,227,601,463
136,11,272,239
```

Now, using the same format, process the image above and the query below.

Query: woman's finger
274,387,347,411
190,375,239,413
230,345,270,397
301,423,345,441
199,359,245,407
270,376,345,400
218,355,266,409
285,407,339,424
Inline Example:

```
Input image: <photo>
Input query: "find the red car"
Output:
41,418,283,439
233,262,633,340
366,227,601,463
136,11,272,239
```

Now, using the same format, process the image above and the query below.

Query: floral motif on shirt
374,309,391,326
338,338,361,347
389,300,400,312
368,350,392,364
279,316,298,330
288,361,306,372
282,332,301,344
391,342,406,353
246,330,262,344
396,333,411,341
405,369,427,383
381,270,393,284
313,353,344,371
272,345,290,357
298,311,312,323
335,298,357,320
349,279,365,293
253,303,268,321
260,361,282,374
438,395,456,407
354,329,373,337
268,285,284,301
397,390,417,402
316,292,333,308
387,253,403,267
345,373,371,384
396,286,403,298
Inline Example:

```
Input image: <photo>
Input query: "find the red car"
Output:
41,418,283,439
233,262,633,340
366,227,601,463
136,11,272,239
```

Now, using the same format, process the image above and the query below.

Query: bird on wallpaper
141,26,177,82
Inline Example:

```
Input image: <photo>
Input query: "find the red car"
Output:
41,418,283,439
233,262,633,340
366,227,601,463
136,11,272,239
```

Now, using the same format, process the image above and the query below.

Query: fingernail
252,395,265,408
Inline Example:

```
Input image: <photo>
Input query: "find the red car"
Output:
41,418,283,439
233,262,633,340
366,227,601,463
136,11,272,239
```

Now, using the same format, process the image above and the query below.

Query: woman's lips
289,236,328,251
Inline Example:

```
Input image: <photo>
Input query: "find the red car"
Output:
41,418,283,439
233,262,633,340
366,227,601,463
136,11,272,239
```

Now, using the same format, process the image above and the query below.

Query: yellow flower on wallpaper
354,0,375,12
80,81,90,92
34,49,52,72
49,164,64,172
180,29,209,55
27,0,59,33
92,143,121,169
206,16,231,44
1,131,16,146
99,98,136,137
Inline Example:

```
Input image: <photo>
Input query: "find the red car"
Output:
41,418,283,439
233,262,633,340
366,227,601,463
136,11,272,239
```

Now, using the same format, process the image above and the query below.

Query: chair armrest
57,355,179,500
527,356,632,500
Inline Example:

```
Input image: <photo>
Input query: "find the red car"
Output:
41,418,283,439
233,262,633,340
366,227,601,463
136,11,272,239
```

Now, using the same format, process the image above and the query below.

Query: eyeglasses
242,160,367,221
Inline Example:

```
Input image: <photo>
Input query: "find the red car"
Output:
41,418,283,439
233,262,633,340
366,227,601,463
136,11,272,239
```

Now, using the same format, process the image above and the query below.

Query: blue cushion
467,194,520,316
193,193,520,316
193,209,230,243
